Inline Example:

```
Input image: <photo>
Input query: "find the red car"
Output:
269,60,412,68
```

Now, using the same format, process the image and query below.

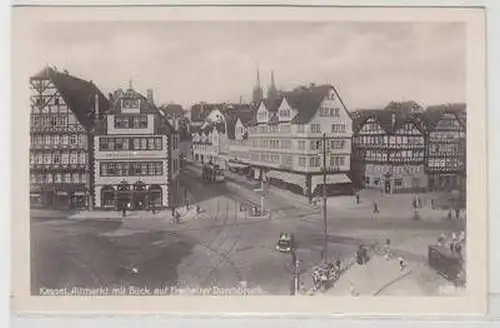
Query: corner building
93,86,179,210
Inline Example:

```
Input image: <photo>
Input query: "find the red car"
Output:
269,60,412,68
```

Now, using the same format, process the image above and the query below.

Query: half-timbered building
93,84,179,211
29,66,109,209
423,103,466,192
352,101,427,193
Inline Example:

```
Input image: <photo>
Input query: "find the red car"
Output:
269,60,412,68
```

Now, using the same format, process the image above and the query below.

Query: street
30,164,465,296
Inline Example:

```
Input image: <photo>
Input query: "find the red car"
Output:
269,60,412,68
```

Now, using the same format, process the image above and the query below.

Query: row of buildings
29,66,181,210
190,72,466,201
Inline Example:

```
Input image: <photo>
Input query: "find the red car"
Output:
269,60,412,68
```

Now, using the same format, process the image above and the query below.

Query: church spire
252,66,263,104
267,69,278,101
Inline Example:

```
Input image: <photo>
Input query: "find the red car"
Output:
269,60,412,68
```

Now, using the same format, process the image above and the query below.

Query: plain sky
27,21,465,110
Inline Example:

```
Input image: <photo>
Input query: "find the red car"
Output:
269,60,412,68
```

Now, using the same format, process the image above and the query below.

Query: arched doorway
149,184,162,209
101,185,115,209
133,181,148,210
116,181,131,210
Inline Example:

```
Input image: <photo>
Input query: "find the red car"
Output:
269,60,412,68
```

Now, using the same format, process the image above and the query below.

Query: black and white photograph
10,5,488,315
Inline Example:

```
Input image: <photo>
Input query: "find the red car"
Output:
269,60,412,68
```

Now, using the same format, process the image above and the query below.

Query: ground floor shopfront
356,163,429,194
29,184,89,210
94,180,171,210
241,165,354,200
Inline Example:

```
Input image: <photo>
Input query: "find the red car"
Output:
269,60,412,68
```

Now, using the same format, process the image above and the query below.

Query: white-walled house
229,84,354,199
93,86,180,210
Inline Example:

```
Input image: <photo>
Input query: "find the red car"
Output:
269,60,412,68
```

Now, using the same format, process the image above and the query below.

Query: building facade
93,85,179,210
29,66,109,209
424,104,466,192
352,102,429,194
229,84,354,198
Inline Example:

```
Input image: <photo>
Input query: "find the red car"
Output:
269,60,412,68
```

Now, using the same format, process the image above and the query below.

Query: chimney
147,89,155,105
392,112,396,127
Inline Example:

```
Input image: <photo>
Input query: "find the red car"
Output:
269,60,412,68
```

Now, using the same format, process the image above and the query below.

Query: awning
311,174,352,192
56,191,68,196
266,170,306,188
73,192,86,196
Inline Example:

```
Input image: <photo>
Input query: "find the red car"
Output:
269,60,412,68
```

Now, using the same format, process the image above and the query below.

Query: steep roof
30,66,110,130
423,103,466,130
224,105,256,139
352,105,427,135
108,87,159,115
283,84,352,124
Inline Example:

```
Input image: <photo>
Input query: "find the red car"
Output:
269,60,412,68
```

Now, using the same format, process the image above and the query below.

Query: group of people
311,260,342,292
437,231,465,257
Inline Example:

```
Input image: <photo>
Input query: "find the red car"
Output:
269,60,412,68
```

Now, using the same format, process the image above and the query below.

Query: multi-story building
229,84,354,198
351,101,428,193
93,85,180,210
29,66,109,209
423,103,466,192
191,104,255,168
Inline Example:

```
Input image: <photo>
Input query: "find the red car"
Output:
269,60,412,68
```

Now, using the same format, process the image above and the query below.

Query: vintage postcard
11,5,487,315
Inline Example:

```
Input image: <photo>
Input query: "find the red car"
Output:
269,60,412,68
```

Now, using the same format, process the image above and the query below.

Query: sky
26,21,465,110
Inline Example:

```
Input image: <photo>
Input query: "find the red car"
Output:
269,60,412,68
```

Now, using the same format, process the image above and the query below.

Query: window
114,115,149,129
311,124,321,133
394,178,403,187
365,176,370,185
298,140,306,150
331,124,346,133
310,156,320,167
70,135,77,145
299,157,306,167
319,107,329,117
330,140,345,149
53,152,61,164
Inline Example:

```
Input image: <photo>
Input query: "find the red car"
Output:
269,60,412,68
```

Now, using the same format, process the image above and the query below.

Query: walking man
355,192,360,205
373,202,379,214
455,207,460,220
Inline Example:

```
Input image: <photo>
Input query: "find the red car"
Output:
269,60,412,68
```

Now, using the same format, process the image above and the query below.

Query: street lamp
317,132,328,264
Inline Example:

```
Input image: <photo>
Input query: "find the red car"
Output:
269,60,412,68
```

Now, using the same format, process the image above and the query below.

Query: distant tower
267,70,279,101
252,67,264,104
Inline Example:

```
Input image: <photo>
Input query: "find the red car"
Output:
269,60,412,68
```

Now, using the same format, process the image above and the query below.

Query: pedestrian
413,197,417,210
455,207,460,220
373,202,379,214
355,193,360,205
186,199,190,211
122,205,126,218
417,196,422,208
171,206,176,218
398,257,407,271
448,208,453,220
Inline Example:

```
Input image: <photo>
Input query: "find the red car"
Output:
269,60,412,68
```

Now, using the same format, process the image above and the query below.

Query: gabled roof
423,103,466,130
352,104,426,135
108,87,159,115
30,66,110,130
225,106,256,139
262,96,283,113
285,84,352,124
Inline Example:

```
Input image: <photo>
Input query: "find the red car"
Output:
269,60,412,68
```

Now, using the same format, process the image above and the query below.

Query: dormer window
327,90,336,100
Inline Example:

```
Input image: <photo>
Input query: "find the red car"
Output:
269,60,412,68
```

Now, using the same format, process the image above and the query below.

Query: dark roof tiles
31,66,110,130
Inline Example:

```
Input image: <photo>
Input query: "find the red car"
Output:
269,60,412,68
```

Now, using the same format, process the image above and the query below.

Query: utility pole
322,132,328,264
260,178,265,215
